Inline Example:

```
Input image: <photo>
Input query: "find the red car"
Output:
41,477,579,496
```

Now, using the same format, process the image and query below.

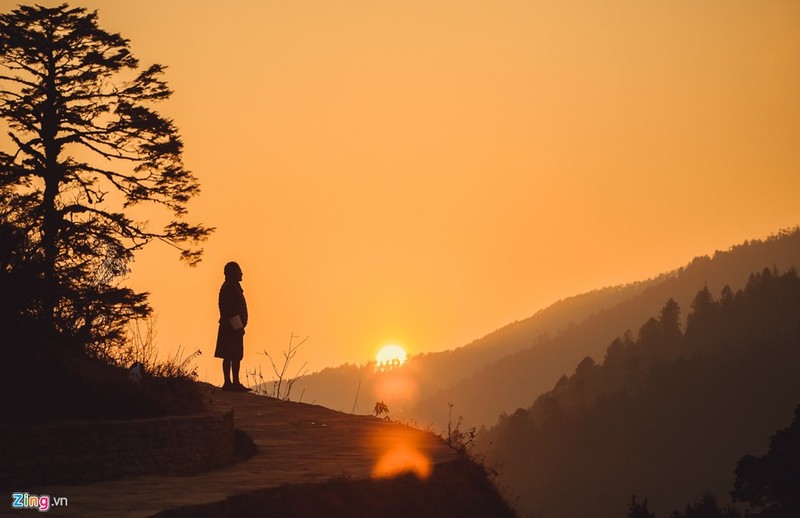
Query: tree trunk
40,177,60,329
39,46,63,338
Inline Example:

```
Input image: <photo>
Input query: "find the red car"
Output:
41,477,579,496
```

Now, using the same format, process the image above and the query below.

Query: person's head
224,261,243,281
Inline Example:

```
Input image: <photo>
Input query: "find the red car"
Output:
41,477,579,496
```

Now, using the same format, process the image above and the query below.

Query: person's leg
232,360,251,391
222,359,232,388
232,360,241,385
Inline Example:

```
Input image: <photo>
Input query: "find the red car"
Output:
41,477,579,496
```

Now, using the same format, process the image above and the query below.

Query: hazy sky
2,0,799,384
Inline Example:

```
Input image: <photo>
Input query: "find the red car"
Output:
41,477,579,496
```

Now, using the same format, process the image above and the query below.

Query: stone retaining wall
0,410,234,487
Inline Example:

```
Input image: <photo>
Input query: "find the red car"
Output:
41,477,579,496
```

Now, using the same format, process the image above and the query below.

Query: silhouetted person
214,261,250,392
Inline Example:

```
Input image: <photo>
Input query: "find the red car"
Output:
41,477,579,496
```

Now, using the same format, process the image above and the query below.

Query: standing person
214,261,250,391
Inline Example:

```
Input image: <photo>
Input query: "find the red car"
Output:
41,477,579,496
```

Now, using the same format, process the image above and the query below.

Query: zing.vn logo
11,492,68,513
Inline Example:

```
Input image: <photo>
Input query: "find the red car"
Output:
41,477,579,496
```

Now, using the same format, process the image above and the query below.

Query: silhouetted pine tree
670,494,741,518
0,5,212,353
629,495,656,518
732,404,800,515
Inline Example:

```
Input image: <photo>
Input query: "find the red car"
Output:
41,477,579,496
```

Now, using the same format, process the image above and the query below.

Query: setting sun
376,344,407,366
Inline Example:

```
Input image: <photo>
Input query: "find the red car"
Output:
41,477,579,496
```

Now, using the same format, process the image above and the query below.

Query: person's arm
219,283,242,326
240,291,248,328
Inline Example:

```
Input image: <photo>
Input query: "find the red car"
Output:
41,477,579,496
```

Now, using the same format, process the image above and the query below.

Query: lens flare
372,444,432,479
373,371,419,407
370,425,432,480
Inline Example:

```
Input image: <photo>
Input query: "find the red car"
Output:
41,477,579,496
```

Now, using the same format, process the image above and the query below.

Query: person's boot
231,361,250,391
232,381,251,392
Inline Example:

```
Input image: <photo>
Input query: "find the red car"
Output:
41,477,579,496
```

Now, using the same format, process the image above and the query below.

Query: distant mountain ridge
290,228,800,432
411,227,800,430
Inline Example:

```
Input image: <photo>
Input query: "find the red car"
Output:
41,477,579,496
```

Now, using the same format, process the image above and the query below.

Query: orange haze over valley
3,0,799,387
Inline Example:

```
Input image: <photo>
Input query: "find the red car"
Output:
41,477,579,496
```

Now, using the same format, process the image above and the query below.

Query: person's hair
224,261,241,278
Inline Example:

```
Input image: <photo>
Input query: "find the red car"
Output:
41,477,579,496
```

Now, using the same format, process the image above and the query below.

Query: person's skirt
214,324,244,360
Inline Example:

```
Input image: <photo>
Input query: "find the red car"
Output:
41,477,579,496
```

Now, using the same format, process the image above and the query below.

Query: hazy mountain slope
286,229,800,428
411,228,800,430
290,277,661,413
476,268,800,518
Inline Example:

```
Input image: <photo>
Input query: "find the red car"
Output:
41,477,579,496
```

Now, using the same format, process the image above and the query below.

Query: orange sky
3,0,799,385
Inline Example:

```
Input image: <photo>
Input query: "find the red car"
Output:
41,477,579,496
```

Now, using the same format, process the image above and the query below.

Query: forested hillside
477,268,800,518
411,228,800,430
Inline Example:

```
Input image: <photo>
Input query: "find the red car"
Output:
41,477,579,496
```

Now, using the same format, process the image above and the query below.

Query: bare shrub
446,402,477,454
374,401,390,419
246,333,309,400
96,314,200,380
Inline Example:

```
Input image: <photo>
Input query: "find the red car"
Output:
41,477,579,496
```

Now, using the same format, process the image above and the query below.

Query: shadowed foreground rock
8,385,514,516
153,457,514,518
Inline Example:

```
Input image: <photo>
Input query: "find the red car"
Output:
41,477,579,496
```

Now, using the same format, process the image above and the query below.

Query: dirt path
9,387,456,517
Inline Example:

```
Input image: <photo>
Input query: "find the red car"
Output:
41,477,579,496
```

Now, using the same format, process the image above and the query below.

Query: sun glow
373,344,418,404
376,344,407,367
